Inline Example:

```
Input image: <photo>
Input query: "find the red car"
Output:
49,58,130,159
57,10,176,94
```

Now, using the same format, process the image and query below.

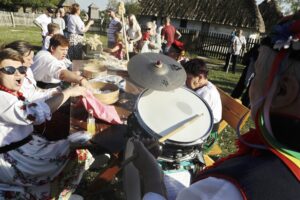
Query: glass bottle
87,109,96,136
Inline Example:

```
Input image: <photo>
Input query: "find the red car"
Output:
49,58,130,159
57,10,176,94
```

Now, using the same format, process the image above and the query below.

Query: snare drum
127,87,213,162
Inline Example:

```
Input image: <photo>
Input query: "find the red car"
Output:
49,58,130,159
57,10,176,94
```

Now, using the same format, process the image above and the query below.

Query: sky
77,0,265,11
76,0,108,11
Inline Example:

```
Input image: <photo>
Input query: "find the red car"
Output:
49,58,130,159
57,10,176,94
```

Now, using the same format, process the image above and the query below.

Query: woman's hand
80,78,94,91
88,20,94,26
65,85,88,97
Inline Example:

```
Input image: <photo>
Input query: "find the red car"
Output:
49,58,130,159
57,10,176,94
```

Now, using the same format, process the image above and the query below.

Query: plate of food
90,75,125,90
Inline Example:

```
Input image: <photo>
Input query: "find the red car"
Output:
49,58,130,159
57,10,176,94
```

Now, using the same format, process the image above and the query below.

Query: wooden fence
0,12,260,62
0,11,36,27
178,28,260,62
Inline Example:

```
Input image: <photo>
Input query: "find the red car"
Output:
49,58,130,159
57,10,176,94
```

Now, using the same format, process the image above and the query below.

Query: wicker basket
83,64,107,79
90,81,119,104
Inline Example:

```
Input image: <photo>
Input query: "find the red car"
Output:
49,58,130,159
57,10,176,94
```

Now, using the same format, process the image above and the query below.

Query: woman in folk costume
4,40,59,102
131,12,300,200
0,48,94,199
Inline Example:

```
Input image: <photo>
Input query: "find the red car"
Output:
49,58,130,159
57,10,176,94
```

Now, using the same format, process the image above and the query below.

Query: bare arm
176,30,182,39
82,20,94,33
59,69,92,89
103,44,121,53
45,86,87,113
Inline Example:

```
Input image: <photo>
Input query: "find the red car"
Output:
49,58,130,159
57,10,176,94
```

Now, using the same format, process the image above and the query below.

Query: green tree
0,0,60,11
124,1,141,16
277,0,300,14
0,0,14,10
107,0,118,10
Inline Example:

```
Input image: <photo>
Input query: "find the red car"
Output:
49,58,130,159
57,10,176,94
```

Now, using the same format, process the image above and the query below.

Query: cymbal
127,53,186,91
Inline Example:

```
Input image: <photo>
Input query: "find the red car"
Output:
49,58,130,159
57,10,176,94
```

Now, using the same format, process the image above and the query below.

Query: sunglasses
0,66,27,75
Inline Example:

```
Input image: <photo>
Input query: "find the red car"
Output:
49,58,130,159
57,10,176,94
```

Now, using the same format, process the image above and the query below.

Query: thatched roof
259,0,283,32
139,0,265,32
58,0,76,7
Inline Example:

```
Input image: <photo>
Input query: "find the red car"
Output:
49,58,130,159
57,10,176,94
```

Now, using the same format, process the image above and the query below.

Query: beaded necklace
0,84,25,101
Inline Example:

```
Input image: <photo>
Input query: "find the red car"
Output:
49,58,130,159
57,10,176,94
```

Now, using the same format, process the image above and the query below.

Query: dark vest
197,151,300,200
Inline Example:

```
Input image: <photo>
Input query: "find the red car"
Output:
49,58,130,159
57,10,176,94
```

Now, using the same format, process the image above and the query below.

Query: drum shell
127,114,202,161
128,87,214,161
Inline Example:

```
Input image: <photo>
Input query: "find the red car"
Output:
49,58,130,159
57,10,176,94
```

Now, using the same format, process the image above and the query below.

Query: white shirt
195,81,222,124
67,14,85,35
141,34,162,53
31,50,70,84
52,17,65,34
232,35,246,55
35,14,52,36
127,25,141,41
0,91,51,147
143,177,243,200
21,68,57,102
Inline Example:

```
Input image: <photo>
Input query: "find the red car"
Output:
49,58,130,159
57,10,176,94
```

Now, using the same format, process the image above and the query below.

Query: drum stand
158,147,205,177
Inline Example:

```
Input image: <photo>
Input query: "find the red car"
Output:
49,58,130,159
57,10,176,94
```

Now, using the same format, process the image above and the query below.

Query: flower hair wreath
271,16,300,51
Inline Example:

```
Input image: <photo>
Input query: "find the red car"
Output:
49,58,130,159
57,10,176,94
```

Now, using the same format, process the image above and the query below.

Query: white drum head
136,87,213,144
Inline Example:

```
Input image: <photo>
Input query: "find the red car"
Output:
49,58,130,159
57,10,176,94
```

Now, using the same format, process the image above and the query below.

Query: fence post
10,12,15,27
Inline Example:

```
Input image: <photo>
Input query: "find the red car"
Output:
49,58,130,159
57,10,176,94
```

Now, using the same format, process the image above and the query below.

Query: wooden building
138,0,265,38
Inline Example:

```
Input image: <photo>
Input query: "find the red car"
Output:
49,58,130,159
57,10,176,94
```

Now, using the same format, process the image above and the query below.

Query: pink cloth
82,91,122,124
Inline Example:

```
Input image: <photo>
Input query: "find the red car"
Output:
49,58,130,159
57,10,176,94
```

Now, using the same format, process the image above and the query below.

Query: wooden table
70,60,142,192
71,60,143,191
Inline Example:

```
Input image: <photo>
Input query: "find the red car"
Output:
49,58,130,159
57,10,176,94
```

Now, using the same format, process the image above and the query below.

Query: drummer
183,58,222,149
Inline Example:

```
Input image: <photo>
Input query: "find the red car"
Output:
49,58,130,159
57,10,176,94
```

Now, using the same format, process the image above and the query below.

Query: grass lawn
0,26,108,49
0,25,254,198
206,63,254,157
0,26,42,47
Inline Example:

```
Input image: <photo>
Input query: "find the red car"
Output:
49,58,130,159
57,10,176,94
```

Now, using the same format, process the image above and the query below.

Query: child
0,48,93,199
104,32,124,60
177,50,189,65
184,58,222,129
42,23,61,50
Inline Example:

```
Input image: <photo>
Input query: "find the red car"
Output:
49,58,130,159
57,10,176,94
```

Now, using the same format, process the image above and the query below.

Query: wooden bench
204,87,250,166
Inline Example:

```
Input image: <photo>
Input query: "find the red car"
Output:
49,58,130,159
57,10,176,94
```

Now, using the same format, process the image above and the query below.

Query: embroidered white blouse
21,68,57,102
31,50,71,84
0,91,51,147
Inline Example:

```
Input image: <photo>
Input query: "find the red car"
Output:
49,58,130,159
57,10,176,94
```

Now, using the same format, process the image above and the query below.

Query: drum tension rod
121,114,203,168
